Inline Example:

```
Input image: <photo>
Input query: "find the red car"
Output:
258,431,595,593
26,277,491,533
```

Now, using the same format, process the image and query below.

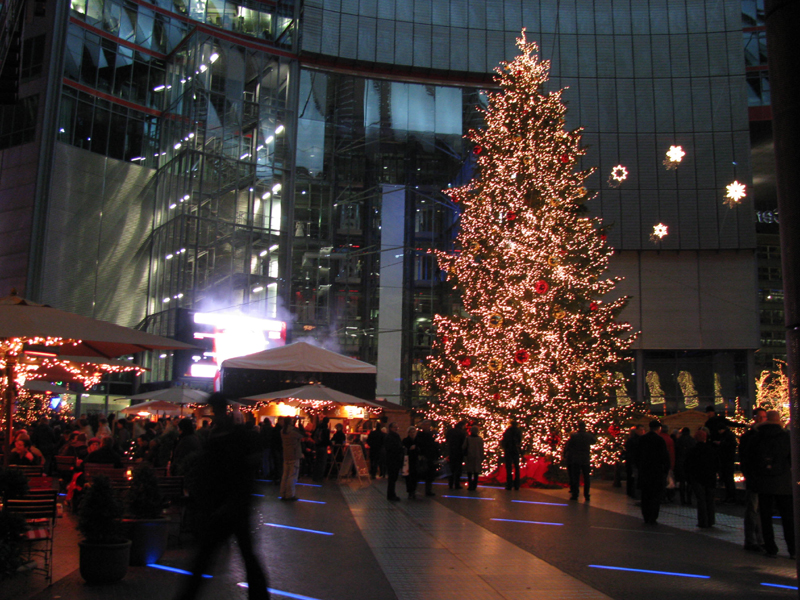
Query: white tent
125,387,210,404
221,341,376,373
243,384,382,407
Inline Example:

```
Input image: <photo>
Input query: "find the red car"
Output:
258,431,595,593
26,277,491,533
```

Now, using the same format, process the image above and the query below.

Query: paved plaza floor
4,478,798,600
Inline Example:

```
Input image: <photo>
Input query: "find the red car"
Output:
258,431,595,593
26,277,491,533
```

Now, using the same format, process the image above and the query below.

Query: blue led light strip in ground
762,583,799,590
512,500,569,507
441,495,494,500
298,499,326,504
146,565,320,598
252,493,265,497
492,518,563,526
264,523,333,535
296,482,322,487
238,582,325,600
147,564,212,578
589,565,709,579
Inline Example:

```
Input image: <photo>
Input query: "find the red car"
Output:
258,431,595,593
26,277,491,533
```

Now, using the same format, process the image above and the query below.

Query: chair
83,464,128,484
5,493,58,585
54,455,77,482
9,465,44,478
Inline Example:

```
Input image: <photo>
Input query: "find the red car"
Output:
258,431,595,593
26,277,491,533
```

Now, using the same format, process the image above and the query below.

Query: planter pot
123,518,170,566
78,539,132,584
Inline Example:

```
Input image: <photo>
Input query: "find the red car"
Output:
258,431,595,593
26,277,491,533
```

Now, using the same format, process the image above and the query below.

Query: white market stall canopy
125,387,210,404
221,341,377,373
220,341,377,400
243,384,382,408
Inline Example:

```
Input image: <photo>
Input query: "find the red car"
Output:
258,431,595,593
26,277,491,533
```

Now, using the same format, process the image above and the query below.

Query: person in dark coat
746,410,795,558
384,422,404,501
175,393,269,600
312,417,331,481
624,425,645,498
636,420,671,524
739,407,766,551
259,418,273,478
415,421,439,497
269,417,284,483
716,424,738,503
673,427,696,506
564,421,596,501
366,423,385,479
501,420,523,491
685,429,718,528
446,421,467,490
84,436,122,468
171,418,202,476
403,426,420,499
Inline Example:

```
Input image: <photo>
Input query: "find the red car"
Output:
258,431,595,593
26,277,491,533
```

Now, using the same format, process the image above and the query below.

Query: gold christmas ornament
487,357,503,372
553,305,566,319
449,374,462,383
547,255,561,267
488,313,504,327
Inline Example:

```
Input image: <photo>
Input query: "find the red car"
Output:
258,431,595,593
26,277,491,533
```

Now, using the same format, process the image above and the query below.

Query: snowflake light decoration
663,145,685,170
650,222,668,243
724,180,746,208
608,164,628,188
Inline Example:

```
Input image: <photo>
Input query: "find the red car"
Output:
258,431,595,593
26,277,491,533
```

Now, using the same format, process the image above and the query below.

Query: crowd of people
624,406,794,558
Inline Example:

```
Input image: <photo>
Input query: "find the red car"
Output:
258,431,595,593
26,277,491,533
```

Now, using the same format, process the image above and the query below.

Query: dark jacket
446,426,467,461
673,432,696,480
636,431,671,489
685,441,718,488
501,425,522,459
367,428,385,455
415,430,439,461
746,422,792,496
564,430,596,466
384,431,404,470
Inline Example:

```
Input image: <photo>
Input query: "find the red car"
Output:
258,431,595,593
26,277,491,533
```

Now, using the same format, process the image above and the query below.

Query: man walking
747,410,795,558
446,421,467,489
501,420,523,491
564,421,596,501
636,420,671,525
739,407,766,551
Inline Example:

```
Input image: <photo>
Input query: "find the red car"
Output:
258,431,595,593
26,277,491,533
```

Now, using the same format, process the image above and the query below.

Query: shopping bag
401,455,409,477
666,470,676,489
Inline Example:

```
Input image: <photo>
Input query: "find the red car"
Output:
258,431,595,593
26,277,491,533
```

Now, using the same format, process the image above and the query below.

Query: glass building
0,0,761,411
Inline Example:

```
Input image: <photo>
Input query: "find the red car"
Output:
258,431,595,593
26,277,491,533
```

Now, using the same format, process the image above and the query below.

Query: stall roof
242,384,382,407
221,341,377,374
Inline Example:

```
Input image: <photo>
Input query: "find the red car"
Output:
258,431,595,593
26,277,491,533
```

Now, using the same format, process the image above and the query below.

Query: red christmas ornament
608,424,621,438
534,280,549,294
506,211,517,222
442,335,449,344
560,153,569,163
473,146,483,155
492,393,501,401
514,349,529,364
459,357,472,368
590,302,599,311
598,231,607,241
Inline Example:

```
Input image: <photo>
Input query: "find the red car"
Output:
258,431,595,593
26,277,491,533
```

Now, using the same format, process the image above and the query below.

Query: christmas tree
425,32,637,468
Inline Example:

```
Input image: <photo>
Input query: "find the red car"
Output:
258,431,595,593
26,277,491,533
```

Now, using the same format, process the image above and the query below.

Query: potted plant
123,465,168,565
77,475,131,584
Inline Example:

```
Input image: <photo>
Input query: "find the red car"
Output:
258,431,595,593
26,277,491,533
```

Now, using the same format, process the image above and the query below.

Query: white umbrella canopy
126,387,210,404
0,290,195,465
242,384,382,408
0,292,194,359
121,400,183,415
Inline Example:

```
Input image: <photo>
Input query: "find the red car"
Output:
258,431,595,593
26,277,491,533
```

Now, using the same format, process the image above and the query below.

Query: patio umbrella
0,290,194,465
242,384,382,408
126,387,210,404
121,400,183,415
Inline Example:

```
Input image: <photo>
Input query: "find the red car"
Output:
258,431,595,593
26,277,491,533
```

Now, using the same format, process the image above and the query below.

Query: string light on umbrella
663,145,685,170
724,180,747,208
608,165,628,188
650,223,668,243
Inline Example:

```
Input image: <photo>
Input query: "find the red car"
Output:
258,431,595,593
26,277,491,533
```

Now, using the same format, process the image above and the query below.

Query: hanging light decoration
724,180,747,208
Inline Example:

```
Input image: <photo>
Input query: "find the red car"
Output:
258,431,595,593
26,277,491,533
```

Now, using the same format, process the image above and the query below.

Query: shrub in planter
0,509,27,580
124,465,168,566
77,475,131,584
0,467,29,502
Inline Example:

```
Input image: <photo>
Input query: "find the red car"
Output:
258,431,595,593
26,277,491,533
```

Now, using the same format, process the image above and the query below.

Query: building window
0,95,38,150
21,35,46,80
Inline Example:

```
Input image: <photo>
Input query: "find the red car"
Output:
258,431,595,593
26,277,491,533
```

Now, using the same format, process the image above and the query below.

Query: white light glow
190,364,219,378
252,286,264,293
272,183,282,193
275,125,285,135
209,52,219,63
265,135,274,144
725,180,747,206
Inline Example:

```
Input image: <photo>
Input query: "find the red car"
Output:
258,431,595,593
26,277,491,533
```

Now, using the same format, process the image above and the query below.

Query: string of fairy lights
0,337,144,425
423,31,642,469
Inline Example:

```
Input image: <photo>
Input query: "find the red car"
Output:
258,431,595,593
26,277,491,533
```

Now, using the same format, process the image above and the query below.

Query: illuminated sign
190,312,286,379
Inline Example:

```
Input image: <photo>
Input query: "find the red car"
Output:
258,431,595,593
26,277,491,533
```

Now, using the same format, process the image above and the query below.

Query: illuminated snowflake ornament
650,222,668,243
608,164,628,188
663,145,685,170
724,180,746,208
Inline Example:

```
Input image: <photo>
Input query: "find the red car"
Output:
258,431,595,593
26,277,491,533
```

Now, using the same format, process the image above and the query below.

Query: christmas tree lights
424,32,637,469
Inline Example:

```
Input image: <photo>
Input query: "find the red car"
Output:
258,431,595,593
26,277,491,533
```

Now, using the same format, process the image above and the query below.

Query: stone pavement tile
343,483,613,600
